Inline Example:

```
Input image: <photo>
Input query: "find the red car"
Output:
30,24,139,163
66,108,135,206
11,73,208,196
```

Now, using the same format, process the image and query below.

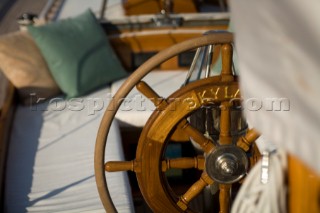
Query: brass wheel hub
206,145,248,184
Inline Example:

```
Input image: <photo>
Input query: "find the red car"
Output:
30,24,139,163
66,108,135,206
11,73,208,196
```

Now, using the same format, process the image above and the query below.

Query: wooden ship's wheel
95,33,260,212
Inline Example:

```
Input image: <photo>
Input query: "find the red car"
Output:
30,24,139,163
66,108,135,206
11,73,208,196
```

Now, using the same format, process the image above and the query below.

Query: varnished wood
96,32,262,212
249,141,262,170
161,156,205,172
106,156,205,173
109,30,206,53
124,0,161,16
218,43,236,147
136,81,167,109
170,124,191,142
220,44,234,82
105,160,141,172
135,76,239,212
177,172,214,211
221,44,233,76
237,128,260,152
124,0,197,15
171,0,198,13
288,155,320,213
136,137,180,212
105,161,134,172
219,101,232,145
218,44,234,146
181,121,215,153
109,30,227,71
219,184,231,213
95,33,235,212
136,81,160,102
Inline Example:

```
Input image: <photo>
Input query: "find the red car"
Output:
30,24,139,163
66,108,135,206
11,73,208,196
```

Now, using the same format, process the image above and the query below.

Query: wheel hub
206,145,248,184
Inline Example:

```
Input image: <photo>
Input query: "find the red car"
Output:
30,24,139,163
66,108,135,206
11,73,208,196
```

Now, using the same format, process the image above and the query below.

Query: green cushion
28,10,127,98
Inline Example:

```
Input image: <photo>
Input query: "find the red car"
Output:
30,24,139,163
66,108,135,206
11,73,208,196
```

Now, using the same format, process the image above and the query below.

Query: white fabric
111,71,187,127
230,0,320,174
104,0,126,20
5,87,134,212
57,0,125,20
231,149,287,213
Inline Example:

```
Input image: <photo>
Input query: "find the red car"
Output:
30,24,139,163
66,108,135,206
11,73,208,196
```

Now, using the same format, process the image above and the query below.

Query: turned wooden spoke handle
237,128,260,151
136,81,166,108
219,184,231,213
181,122,215,153
162,156,205,172
177,172,214,211
221,43,234,80
105,161,134,172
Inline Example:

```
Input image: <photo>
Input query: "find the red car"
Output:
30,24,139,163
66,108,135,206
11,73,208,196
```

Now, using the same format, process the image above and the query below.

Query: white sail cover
230,0,320,174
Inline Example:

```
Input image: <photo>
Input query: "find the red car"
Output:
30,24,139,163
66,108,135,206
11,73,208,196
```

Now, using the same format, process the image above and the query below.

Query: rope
231,149,287,213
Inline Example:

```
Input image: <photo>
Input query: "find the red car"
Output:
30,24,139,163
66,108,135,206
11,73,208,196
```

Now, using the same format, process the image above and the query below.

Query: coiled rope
231,149,287,213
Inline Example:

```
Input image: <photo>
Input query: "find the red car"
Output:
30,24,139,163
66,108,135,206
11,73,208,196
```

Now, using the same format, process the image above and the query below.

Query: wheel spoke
237,128,260,151
219,44,235,145
136,81,167,109
177,172,214,211
219,184,231,213
105,160,141,172
221,43,234,81
219,101,232,145
161,156,204,172
179,120,215,153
